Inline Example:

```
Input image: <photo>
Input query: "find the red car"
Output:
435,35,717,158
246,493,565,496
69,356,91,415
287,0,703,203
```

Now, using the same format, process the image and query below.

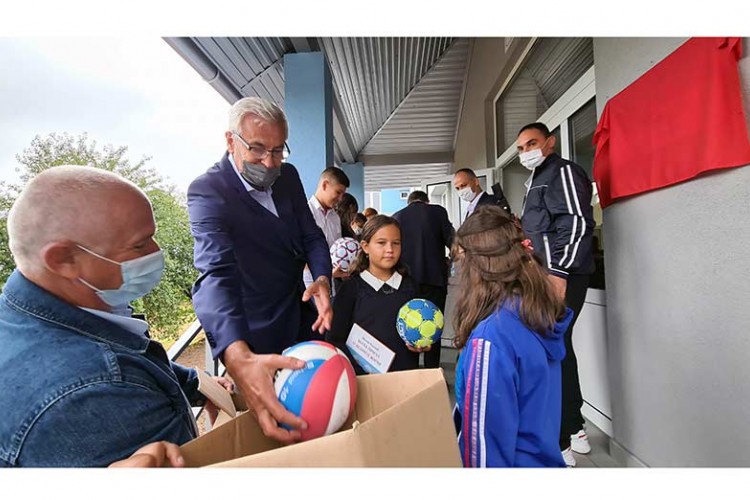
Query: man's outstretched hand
223,341,308,444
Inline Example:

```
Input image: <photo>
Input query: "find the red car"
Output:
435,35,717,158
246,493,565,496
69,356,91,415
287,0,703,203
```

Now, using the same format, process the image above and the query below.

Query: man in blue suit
187,97,333,444
392,190,454,369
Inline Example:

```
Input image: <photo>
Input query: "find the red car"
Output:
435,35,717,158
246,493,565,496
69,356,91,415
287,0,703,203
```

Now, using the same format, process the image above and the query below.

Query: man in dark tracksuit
517,122,595,466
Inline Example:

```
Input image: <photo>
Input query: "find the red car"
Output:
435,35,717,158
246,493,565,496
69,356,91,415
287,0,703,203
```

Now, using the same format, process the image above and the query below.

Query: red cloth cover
593,37,750,208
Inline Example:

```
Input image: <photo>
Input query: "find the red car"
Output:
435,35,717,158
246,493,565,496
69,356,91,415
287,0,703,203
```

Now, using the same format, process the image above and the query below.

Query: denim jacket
0,270,200,467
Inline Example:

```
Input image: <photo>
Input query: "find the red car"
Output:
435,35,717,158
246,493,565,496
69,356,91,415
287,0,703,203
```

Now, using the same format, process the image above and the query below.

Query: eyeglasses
233,132,291,161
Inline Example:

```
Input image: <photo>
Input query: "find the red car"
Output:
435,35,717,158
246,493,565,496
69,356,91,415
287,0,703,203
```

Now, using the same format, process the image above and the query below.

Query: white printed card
345,323,395,374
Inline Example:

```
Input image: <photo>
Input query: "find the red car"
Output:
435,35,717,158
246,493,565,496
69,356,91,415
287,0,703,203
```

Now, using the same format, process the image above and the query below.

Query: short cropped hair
320,167,350,188
454,168,477,179
228,97,288,139
7,165,142,272
407,190,428,204
518,122,551,138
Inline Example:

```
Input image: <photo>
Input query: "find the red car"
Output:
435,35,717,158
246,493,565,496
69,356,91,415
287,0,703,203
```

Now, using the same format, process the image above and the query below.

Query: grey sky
0,37,229,193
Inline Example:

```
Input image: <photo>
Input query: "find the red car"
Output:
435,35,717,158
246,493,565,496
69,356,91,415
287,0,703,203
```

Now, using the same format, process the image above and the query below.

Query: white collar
360,270,403,291
309,195,331,215
467,190,484,211
81,307,150,338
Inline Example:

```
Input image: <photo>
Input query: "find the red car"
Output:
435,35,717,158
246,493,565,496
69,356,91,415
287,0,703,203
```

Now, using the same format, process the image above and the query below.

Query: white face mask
519,148,546,171
457,187,476,203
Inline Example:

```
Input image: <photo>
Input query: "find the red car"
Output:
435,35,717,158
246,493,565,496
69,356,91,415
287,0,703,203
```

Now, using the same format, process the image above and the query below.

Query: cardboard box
181,368,462,467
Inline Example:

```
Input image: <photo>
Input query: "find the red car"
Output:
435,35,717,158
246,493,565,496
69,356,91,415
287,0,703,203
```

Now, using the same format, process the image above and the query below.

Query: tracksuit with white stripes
520,152,595,450
454,301,574,467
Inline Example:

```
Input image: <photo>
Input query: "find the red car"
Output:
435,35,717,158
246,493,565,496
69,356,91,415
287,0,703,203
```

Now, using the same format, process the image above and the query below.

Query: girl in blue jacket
452,205,573,467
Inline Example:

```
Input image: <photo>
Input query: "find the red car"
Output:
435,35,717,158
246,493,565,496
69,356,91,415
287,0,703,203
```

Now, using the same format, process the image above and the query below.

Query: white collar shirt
466,190,484,217
308,195,342,248
360,270,403,292
80,307,150,339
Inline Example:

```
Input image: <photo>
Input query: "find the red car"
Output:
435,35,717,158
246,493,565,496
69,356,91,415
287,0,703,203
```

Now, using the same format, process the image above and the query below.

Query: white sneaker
570,429,591,454
561,446,576,467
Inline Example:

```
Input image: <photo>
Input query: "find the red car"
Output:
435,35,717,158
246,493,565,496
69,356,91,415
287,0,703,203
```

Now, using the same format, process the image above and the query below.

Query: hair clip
520,238,534,255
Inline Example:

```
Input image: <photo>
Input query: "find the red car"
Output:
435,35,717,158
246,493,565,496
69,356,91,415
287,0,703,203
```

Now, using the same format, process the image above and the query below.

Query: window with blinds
495,38,594,156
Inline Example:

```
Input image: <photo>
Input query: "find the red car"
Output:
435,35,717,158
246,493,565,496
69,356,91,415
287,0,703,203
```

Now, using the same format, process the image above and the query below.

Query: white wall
595,37,750,466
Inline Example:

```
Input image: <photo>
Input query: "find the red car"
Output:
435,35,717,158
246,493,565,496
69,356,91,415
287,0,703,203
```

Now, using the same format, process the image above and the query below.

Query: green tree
0,132,197,343
14,132,162,189
0,192,15,284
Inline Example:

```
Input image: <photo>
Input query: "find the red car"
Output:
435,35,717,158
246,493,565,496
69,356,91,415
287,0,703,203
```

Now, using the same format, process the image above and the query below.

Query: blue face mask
77,245,165,309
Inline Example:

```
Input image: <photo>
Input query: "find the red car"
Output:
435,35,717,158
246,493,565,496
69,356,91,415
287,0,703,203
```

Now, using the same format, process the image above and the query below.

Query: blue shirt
0,270,200,467
80,306,150,336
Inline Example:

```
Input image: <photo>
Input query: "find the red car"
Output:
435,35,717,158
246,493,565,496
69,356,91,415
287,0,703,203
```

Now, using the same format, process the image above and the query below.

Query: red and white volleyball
274,340,357,441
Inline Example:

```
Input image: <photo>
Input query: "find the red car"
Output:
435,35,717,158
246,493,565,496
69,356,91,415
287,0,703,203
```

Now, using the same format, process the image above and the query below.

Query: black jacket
521,152,595,278
392,201,455,288
475,191,511,215
326,274,419,374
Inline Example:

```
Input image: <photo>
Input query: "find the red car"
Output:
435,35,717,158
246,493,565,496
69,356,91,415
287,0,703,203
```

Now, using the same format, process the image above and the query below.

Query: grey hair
7,165,142,273
228,97,288,138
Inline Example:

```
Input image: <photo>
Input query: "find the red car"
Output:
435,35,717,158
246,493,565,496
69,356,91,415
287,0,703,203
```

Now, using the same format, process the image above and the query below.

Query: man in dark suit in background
452,168,512,221
393,190,455,369
187,97,333,445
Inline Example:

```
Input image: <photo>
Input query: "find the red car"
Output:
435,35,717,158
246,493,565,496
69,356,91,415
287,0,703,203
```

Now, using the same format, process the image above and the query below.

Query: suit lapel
270,164,304,258
217,155,299,257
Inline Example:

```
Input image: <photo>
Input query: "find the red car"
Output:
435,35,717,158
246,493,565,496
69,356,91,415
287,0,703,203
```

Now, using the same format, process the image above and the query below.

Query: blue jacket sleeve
15,382,195,467
459,337,519,467
170,362,205,406
288,165,332,284
543,163,593,278
187,176,254,359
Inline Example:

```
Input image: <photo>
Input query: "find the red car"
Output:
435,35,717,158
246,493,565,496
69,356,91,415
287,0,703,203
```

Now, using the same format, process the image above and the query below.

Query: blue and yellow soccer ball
396,299,444,349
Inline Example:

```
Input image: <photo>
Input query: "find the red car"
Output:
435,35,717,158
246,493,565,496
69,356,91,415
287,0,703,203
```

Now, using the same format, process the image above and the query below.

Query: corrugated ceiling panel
320,37,455,157
502,71,547,151
179,36,463,166
194,37,290,107
364,163,451,191
362,38,469,156
498,37,593,151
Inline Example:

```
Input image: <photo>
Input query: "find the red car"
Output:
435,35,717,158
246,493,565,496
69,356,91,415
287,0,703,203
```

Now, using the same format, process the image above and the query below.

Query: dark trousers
559,273,590,449
417,283,448,369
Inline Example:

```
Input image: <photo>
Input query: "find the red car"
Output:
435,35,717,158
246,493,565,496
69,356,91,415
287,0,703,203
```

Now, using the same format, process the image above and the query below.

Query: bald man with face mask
0,166,222,467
